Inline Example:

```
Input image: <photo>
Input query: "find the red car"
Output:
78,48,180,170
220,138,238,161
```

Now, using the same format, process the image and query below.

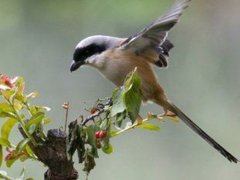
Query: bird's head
70,35,121,72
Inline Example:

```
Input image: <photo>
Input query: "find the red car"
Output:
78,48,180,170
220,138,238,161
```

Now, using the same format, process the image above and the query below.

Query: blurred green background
1,0,240,179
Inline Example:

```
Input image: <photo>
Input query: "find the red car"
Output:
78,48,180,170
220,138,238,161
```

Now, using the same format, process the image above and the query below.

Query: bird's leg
164,107,176,117
152,88,177,118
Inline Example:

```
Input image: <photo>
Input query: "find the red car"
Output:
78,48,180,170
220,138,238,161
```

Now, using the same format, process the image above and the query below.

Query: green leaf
1,118,17,140
6,156,18,167
26,112,45,129
29,106,37,115
28,124,36,134
14,101,23,111
111,88,126,117
0,145,2,167
111,68,142,124
0,102,14,114
25,145,34,157
124,67,141,89
137,122,160,131
42,118,51,125
83,149,96,174
0,101,17,119
115,112,126,128
19,154,28,162
16,139,30,153
0,138,11,146
1,90,15,101
85,125,99,158
0,111,17,119
122,68,142,123
102,143,113,154
14,77,26,102
76,128,86,163
29,106,51,115
98,117,105,129
110,130,119,137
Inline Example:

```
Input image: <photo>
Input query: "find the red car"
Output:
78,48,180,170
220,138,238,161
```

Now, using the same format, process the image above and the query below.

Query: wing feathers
121,0,190,50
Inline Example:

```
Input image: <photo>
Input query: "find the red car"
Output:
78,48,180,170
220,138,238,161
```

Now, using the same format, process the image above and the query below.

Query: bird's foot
159,110,176,117
165,111,176,117
158,111,178,122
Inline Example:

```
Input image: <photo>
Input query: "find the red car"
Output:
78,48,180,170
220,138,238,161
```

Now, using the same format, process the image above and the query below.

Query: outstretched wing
121,0,190,52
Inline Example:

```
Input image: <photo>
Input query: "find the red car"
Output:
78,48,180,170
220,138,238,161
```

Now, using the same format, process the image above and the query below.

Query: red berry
95,130,107,139
99,130,107,138
95,131,101,139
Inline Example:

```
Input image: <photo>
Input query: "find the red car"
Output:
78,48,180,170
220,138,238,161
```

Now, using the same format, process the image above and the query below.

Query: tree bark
19,128,78,180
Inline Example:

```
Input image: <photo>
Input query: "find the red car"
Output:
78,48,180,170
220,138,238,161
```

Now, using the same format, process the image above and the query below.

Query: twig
62,102,70,133
81,98,112,126
81,108,105,126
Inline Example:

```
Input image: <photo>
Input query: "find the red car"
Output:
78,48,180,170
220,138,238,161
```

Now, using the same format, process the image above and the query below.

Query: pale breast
94,48,164,101
101,58,136,86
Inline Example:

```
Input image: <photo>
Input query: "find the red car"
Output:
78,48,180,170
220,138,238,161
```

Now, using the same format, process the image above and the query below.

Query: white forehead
75,35,122,49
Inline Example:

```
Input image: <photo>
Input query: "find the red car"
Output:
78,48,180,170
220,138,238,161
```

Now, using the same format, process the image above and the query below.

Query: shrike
70,0,238,163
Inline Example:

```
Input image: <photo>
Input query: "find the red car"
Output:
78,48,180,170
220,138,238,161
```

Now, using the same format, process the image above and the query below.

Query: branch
81,98,112,126
19,127,78,180
0,71,157,179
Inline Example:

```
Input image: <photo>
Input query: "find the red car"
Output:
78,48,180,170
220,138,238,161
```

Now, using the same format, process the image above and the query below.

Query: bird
70,0,238,163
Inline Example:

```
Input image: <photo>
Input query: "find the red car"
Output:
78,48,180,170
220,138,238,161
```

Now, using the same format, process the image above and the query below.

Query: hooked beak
70,60,84,72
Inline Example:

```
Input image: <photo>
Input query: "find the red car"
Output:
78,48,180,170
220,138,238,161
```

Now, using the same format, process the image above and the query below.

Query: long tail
166,101,238,163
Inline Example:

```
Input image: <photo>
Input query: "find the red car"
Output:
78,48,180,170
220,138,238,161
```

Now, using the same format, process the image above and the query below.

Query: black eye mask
73,43,106,62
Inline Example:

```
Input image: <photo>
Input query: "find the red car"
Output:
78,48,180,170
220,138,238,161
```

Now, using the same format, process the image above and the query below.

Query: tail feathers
167,102,238,163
